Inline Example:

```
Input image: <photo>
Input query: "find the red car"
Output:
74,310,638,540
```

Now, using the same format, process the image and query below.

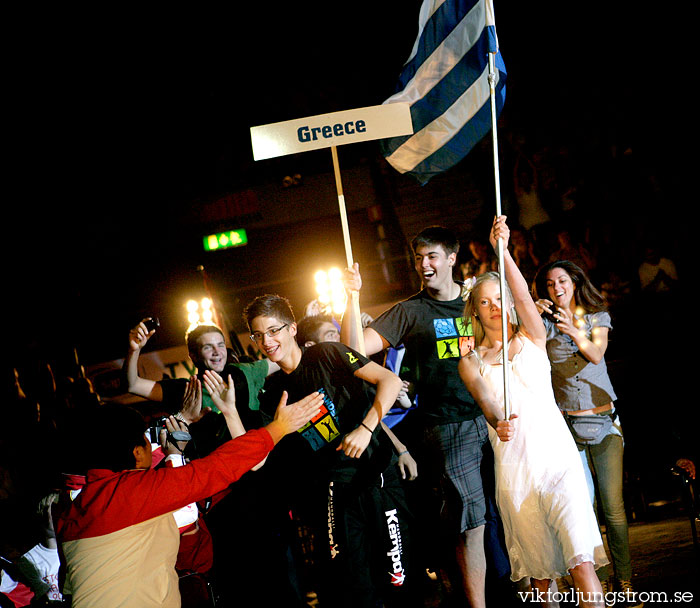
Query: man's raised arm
340,263,389,357
124,318,164,401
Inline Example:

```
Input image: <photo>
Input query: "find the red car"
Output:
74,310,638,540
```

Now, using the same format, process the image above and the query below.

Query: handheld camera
144,317,160,332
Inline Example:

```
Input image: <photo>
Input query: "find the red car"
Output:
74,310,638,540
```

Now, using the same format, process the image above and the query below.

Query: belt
564,403,614,417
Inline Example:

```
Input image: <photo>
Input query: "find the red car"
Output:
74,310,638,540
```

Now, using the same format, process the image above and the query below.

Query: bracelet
359,422,375,434
397,450,409,456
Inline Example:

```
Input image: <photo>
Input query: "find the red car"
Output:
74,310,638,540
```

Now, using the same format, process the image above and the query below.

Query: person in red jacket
55,376,322,608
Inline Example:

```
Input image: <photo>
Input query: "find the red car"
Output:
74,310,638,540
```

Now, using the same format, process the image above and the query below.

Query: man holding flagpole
342,227,498,607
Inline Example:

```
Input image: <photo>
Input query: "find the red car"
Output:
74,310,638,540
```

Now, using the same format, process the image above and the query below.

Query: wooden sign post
250,103,413,355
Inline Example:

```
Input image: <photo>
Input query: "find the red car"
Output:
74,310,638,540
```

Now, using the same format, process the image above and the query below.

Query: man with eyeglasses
243,294,420,608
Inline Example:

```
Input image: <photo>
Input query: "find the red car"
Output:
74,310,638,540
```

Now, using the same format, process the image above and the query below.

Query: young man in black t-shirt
244,294,418,608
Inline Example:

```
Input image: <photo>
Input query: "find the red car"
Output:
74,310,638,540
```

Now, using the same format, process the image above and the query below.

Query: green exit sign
203,229,248,251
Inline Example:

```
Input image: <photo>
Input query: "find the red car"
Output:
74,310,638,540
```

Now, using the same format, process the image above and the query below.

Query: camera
542,307,559,324
147,417,168,443
144,317,160,332
147,416,191,445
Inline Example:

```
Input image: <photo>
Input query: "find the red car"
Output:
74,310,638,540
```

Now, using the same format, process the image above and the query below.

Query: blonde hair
463,271,519,347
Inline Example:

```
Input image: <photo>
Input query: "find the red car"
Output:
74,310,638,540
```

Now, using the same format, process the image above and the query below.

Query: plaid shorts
423,416,489,534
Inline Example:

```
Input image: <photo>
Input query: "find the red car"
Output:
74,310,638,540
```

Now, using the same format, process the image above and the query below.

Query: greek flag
380,0,506,185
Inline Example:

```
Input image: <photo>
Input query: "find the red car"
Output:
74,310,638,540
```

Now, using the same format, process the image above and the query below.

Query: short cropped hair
411,226,460,256
296,314,334,346
243,294,296,330
185,324,225,356
79,404,147,472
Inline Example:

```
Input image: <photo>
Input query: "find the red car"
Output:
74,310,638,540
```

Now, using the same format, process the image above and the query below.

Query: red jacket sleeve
58,428,274,541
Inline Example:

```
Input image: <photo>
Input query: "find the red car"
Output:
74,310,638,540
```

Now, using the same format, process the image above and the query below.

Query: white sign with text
250,103,413,161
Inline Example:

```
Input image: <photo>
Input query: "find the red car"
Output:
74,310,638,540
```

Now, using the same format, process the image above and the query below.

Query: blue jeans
578,433,632,580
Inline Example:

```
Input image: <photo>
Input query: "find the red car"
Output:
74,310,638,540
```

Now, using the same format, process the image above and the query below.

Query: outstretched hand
273,391,324,435
178,376,210,424
495,413,518,442
202,370,236,416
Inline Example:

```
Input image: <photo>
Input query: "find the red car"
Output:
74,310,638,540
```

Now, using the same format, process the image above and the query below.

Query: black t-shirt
370,288,480,425
259,342,394,486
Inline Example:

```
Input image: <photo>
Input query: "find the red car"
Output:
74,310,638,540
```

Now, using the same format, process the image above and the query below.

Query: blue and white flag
380,0,506,185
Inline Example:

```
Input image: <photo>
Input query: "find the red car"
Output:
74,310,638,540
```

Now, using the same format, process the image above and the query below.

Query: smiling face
193,331,228,373
546,267,576,311
250,315,298,367
195,331,228,373
414,243,456,293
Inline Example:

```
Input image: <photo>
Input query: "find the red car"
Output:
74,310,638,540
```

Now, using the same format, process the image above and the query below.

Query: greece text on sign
250,103,413,161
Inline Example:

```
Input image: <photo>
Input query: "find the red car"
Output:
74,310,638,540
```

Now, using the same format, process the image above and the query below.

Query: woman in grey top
533,260,635,599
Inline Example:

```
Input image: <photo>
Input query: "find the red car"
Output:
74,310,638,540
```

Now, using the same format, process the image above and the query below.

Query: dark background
8,2,691,370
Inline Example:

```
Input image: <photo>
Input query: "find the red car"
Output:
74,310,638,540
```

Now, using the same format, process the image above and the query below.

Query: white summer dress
477,334,609,581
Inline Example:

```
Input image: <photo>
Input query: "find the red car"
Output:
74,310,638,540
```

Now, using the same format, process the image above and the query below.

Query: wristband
359,422,375,434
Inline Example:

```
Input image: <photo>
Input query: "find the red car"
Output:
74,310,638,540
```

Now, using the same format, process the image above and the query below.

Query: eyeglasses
250,323,289,343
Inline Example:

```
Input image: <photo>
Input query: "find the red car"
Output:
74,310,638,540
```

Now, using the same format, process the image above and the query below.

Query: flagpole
331,145,366,356
488,52,511,421
197,264,243,356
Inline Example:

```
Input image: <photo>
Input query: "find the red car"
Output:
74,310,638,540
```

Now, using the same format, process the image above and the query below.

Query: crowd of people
1,198,693,608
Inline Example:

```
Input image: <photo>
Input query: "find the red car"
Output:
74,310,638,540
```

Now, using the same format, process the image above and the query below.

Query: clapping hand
202,370,237,416
179,376,209,424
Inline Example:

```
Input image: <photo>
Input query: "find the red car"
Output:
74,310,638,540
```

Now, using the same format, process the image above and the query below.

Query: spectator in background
0,501,56,607
513,154,551,256
548,227,596,275
637,242,678,295
460,239,495,280
509,227,540,287
296,314,340,347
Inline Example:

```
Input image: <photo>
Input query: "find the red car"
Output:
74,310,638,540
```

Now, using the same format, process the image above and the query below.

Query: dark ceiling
8,2,690,369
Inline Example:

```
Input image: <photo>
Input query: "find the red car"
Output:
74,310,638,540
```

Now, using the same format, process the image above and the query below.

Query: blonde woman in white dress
458,216,607,607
